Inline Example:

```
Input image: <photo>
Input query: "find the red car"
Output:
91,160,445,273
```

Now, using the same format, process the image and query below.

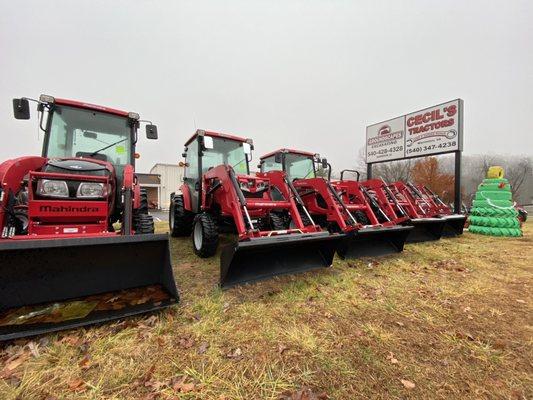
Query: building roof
137,173,161,185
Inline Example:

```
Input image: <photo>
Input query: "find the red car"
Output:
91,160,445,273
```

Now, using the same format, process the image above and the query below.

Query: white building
137,164,184,210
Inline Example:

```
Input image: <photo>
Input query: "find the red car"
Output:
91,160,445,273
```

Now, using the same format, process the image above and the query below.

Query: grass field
1,223,531,399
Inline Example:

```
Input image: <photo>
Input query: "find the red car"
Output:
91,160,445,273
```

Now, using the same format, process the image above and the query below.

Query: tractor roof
184,129,250,146
54,98,130,117
260,148,316,160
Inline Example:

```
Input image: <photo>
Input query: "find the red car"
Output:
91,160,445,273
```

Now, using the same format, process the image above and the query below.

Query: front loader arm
203,164,250,237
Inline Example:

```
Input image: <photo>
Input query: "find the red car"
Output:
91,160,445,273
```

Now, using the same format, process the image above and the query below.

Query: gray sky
1,0,532,173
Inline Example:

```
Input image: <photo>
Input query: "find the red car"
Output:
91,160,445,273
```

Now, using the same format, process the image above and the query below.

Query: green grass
1,223,531,399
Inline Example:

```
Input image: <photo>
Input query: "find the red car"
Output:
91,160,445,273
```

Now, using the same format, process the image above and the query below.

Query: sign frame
365,99,464,214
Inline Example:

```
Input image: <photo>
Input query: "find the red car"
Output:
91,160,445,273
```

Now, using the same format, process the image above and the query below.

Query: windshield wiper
231,158,247,170
302,168,315,179
88,138,128,157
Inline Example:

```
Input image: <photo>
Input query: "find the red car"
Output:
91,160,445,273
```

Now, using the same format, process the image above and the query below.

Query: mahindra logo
40,205,99,213
379,125,391,136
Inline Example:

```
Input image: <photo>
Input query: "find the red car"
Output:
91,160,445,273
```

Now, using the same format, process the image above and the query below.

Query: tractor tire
170,194,194,237
354,210,370,225
133,213,155,234
138,188,149,213
192,213,219,258
270,212,287,230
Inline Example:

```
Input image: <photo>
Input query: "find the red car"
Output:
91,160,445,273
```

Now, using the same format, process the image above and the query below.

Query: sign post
365,99,464,213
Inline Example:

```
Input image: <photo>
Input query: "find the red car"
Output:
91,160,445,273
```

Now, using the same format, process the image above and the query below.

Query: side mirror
321,158,328,169
146,124,158,139
203,135,214,150
274,153,283,164
243,142,251,155
13,98,30,120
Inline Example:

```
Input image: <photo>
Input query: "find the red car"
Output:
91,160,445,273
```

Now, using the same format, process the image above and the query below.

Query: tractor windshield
202,137,249,175
46,105,132,165
285,153,315,180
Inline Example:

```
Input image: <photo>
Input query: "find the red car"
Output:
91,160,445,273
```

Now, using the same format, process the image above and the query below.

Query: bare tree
352,146,412,182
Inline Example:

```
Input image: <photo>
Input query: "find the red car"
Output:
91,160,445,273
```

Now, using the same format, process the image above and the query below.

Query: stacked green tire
469,166,522,237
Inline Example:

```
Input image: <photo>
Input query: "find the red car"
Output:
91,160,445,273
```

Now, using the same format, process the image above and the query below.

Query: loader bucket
441,214,467,237
220,232,341,288
0,234,178,342
404,218,447,243
336,225,413,259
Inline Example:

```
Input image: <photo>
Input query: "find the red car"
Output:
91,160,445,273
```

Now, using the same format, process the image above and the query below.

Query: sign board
366,99,463,163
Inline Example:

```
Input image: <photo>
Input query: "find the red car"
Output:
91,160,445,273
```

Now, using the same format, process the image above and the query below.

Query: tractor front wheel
192,213,219,258
170,194,194,237
133,213,155,234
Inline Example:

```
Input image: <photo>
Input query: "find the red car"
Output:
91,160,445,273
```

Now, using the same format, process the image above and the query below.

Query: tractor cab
181,130,254,214
259,149,328,181
12,95,158,220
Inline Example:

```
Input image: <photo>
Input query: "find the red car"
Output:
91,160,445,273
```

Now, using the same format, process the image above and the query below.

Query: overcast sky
1,0,532,173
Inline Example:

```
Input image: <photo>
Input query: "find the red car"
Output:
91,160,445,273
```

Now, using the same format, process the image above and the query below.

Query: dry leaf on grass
386,352,399,364
171,376,196,393
178,336,195,349
227,347,243,359
78,355,91,370
278,344,289,354
67,378,87,392
279,387,329,400
400,379,415,389
197,341,209,354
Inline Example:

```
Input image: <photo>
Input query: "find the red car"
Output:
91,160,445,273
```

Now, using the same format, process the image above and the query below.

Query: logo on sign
378,125,391,136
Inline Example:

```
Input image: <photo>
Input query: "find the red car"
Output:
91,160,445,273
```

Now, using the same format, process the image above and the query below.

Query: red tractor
0,95,178,341
169,130,341,288
384,181,449,242
259,149,412,259
413,184,467,236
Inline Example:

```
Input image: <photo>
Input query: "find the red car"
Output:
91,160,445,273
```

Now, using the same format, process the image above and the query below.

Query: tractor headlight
77,182,106,198
239,181,251,192
37,179,69,198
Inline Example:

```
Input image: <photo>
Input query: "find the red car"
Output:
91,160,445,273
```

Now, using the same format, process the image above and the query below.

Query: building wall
150,164,185,210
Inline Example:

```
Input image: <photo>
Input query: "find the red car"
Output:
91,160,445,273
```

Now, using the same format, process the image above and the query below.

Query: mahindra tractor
409,184,466,237
382,181,448,242
169,130,340,288
259,149,412,259
0,95,178,341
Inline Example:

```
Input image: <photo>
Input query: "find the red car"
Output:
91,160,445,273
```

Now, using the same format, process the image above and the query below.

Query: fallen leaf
198,341,209,354
278,344,289,354
227,347,243,359
178,336,195,349
4,354,28,371
78,355,91,370
386,352,399,364
171,376,196,393
27,342,40,358
68,378,87,392
400,379,415,389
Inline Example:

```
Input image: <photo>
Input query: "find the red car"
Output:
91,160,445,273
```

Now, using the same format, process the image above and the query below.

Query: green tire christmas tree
469,166,522,237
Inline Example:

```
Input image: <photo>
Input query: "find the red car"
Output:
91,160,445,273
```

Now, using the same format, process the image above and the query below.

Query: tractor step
0,234,178,341
336,225,413,259
220,232,342,288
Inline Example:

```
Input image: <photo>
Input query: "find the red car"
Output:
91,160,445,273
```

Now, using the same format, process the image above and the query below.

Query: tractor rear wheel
138,188,149,212
192,213,219,258
133,213,155,234
170,194,194,237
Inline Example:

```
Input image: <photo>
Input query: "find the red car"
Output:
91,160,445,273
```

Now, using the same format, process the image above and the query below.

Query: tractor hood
43,158,113,177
